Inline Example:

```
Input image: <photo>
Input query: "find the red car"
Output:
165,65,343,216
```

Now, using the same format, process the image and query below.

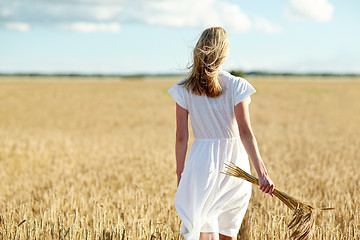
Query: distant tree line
229,70,360,78
0,73,181,78
0,71,359,77
229,70,246,78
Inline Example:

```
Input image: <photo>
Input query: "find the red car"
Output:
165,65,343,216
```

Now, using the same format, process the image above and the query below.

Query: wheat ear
222,162,333,240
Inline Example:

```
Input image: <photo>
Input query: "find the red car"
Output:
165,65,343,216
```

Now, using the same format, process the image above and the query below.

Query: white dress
168,71,256,239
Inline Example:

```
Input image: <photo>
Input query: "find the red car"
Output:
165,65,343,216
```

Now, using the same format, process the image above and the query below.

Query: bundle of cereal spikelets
222,162,333,240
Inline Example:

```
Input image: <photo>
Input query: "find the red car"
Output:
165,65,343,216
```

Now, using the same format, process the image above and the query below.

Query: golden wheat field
0,75,359,240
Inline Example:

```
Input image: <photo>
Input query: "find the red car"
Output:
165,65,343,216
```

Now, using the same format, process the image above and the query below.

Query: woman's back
168,70,256,239
169,71,256,139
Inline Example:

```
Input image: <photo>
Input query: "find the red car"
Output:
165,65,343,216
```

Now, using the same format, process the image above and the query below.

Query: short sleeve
167,83,188,110
234,78,256,106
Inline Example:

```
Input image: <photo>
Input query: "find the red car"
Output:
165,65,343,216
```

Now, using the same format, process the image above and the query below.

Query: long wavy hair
180,27,230,98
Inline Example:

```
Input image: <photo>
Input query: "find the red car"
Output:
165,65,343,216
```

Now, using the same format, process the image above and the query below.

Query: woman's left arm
175,103,189,186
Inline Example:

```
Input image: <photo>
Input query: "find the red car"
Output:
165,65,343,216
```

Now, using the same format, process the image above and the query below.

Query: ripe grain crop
0,76,359,239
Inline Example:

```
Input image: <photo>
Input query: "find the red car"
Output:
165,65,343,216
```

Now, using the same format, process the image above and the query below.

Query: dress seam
194,136,240,141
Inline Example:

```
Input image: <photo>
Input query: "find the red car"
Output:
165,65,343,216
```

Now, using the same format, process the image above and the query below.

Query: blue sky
0,0,359,74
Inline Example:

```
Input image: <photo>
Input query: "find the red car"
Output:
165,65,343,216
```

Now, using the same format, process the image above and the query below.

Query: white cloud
0,0,253,33
254,17,282,34
3,22,30,31
63,22,120,33
217,2,251,33
93,6,122,21
0,0,283,34
286,0,334,22
136,0,251,33
0,8,12,17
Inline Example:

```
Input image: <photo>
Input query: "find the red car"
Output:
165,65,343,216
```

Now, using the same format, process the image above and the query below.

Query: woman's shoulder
218,70,232,78
171,77,188,91
219,71,248,86
177,77,188,85
168,77,188,94
219,71,255,96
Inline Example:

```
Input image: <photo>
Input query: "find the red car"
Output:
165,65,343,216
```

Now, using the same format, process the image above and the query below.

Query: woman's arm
235,97,275,196
175,103,189,186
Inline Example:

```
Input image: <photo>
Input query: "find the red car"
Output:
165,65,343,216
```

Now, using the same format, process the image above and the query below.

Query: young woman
168,27,274,240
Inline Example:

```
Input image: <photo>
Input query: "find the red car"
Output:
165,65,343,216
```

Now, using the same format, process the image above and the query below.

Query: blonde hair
180,27,230,98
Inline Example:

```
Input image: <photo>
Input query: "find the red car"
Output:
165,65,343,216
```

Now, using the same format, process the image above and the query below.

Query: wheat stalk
222,162,333,240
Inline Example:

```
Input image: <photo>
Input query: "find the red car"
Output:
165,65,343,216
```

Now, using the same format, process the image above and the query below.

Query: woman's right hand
258,173,275,197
